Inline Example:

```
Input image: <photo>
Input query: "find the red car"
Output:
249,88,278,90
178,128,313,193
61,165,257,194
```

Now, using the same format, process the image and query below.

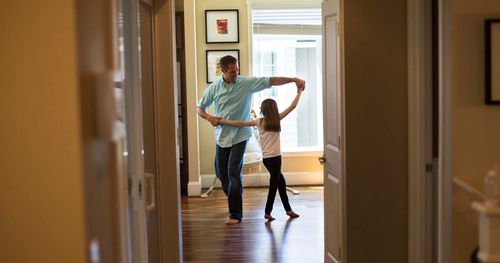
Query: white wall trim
188,181,202,197
407,0,434,262
438,0,453,262
184,0,201,186
200,171,323,189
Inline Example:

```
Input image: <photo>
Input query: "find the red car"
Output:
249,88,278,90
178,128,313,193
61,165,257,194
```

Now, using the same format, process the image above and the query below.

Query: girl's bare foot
227,219,240,225
264,214,275,221
286,211,300,218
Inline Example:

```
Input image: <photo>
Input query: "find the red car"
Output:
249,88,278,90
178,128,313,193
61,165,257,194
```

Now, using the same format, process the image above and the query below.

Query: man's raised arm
270,77,306,92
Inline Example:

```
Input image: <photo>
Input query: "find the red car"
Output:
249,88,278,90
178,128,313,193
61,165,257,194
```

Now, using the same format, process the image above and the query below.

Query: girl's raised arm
218,118,257,127
279,90,303,120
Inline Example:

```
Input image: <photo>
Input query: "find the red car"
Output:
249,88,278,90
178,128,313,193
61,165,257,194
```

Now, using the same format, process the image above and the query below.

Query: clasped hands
207,115,221,127
295,78,306,93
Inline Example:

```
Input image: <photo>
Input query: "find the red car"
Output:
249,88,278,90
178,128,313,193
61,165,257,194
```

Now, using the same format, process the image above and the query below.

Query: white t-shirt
256,118,281,159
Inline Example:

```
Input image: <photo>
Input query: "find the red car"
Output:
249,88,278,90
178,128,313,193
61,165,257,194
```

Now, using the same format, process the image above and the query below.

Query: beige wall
452,0,500,186
194,0,322,175
0,1,87,263
451,0,500,261
195,0,249,175
343,0,408,262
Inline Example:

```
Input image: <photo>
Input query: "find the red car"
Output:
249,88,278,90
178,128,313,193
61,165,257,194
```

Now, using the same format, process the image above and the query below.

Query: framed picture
206,49,239,83
205,9,239,43
485,19,500,104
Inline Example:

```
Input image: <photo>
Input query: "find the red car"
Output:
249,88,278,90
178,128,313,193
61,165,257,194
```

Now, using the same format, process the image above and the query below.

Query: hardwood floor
182,186,324,263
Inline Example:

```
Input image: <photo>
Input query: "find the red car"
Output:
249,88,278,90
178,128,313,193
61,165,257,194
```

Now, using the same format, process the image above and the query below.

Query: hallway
182,186,324,263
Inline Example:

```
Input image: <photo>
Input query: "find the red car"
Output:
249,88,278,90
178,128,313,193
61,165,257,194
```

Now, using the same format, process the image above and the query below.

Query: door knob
318,154,326,165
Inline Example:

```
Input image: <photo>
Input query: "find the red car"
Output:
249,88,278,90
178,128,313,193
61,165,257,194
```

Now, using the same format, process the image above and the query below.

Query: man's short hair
219,55,238,72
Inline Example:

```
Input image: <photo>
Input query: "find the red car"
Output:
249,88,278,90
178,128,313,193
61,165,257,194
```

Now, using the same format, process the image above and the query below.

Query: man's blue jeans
215,140,247,221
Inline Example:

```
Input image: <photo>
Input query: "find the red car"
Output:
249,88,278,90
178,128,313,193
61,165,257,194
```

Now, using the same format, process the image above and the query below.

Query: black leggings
262,155,292,214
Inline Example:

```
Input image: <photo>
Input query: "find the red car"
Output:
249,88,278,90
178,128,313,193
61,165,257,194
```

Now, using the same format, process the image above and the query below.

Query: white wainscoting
200,171,323,189
187,181,202,196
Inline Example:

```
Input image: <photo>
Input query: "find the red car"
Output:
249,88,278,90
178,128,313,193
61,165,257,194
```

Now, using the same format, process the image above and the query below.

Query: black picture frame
206,49,240,83
485,19,500,104
205,9,239,44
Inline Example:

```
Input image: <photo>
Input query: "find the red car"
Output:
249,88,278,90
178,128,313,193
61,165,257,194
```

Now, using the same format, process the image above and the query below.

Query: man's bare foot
226,219,240,225
286,211,300,218
264,214,275,221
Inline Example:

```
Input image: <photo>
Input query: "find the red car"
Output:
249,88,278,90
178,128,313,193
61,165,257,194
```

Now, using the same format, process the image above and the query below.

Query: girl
218,89,303,221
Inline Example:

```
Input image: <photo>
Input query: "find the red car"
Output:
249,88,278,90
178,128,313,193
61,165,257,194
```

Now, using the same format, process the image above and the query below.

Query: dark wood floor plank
182,186,324,263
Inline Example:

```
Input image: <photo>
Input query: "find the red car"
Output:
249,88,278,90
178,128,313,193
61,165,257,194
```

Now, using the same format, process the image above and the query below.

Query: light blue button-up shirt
197,76,271,148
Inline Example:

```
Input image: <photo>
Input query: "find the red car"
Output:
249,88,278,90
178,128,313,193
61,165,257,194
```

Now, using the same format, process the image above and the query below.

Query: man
197,55,305,225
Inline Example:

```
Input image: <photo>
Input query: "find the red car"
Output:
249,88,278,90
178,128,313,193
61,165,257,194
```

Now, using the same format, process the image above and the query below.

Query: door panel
322,0,343,262
325,173,341,261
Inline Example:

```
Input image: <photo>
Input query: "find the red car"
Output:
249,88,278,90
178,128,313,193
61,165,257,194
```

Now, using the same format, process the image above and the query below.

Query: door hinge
138,179,143,199
425,163,433,173
128,177,132,194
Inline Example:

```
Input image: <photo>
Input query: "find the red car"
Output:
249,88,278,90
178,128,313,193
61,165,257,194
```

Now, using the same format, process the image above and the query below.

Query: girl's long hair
260,99,281,132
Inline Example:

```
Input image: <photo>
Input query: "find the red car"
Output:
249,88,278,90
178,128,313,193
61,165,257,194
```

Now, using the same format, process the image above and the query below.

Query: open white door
121,0,150,262
321,0,344,262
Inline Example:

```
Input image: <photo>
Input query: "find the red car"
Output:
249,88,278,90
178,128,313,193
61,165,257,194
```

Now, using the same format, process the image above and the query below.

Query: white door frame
173,0,454,261
407,0,434,262
407,0,453,262
437,0,453,262
152,0,184,261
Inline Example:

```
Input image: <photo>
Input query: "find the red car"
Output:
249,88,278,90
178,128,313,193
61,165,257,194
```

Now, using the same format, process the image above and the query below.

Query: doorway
108,1,442,262
113,0,182,262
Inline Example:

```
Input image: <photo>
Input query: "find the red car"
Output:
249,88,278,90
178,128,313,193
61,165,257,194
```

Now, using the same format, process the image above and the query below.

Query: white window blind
252,9,321,26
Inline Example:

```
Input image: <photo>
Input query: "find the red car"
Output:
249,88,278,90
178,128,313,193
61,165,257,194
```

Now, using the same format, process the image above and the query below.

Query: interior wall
452,0,500,188
451,0,500,262
195,0,249,175
343,0,409,262
194,0,323,176
0,1,87,263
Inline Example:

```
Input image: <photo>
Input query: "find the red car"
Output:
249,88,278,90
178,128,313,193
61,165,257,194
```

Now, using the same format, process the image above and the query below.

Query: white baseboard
200,171,323,189
187,181,201,196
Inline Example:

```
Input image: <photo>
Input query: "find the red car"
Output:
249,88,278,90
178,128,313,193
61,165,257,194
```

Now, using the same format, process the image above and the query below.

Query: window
251,8,323,152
